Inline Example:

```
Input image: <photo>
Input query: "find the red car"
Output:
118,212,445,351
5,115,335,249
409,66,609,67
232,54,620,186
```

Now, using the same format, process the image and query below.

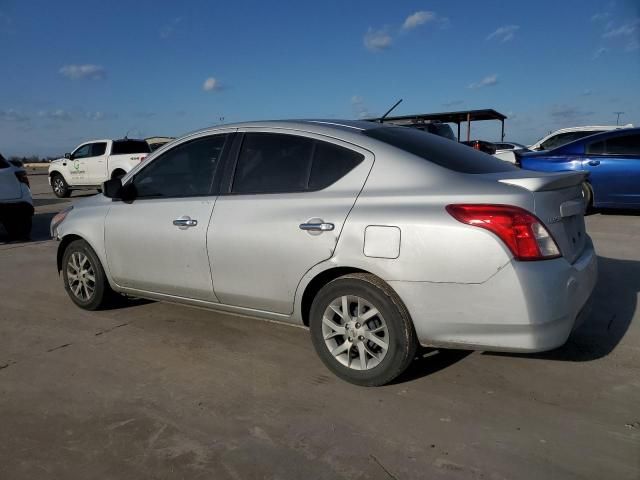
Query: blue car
519,128,640,209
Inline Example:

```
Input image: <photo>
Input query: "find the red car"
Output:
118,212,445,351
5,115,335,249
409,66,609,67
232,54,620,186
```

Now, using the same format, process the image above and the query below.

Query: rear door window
364,126,516,174
231,133,365,194
309,141,364,190
112,140,151,155
91,142,107,157
232,133,314,194
586,134,640,155
603,134,640,155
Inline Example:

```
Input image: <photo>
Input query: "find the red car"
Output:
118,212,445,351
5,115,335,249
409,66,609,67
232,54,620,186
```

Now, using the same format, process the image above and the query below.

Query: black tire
309,273,418,386
3,216,32,240
61,239,114,310
51,173,71,198
582,182,594,213
111,169,126,180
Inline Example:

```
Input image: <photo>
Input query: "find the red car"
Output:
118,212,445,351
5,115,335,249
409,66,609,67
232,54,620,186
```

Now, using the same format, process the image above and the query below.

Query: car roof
182,119,395,141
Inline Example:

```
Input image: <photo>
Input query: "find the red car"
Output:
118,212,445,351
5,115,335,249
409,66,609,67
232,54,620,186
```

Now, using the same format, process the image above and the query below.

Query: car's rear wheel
309,273,418,386
62,239,113,310
51,174,70,198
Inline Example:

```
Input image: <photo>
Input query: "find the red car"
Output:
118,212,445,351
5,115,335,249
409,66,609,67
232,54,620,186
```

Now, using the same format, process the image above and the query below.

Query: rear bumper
0,201,34,220
390,238,598,353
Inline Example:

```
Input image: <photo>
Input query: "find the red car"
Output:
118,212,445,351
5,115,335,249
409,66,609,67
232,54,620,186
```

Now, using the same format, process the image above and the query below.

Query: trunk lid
487,170,588,264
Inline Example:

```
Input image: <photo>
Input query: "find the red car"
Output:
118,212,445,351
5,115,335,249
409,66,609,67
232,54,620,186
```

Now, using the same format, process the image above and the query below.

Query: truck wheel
51,174,70,198
4,216,32,240
111,169,126,180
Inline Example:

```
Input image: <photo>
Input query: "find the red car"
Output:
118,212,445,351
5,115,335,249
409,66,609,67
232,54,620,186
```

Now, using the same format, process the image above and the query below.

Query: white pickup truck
48,139,150,198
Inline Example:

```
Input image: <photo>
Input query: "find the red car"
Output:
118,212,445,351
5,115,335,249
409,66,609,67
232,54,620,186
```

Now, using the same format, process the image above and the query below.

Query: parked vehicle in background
529,125,633,151
146,136,175,152
494,141,530,164
48,139,150,198
520,128,640,209
404,122,456,141
461,139,497,155
0,152,33,239
51,120,597,386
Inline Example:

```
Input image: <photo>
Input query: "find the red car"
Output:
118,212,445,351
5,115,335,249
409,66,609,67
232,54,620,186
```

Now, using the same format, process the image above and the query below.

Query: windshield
364,126,517,174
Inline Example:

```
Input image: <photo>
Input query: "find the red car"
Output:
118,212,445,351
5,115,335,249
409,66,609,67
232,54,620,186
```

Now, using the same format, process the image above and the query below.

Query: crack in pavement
46,343,72,353
95,322,130,336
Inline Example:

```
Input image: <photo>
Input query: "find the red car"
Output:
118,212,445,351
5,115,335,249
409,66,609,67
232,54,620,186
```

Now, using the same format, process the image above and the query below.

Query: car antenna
378,98,403,123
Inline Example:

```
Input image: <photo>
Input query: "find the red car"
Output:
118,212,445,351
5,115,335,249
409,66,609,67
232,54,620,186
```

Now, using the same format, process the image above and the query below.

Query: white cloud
591,12,611,22
203,77,220,92
442,100,464,108
593,46,608,59
550,105,595,123
0,109,29,122
467,74,499,89
351,95,371,119
603,19,639,38
59,64,106,80
38,109,73,121
160,17,183,39
486,25,520,42
363,28,392,52
402,11,436,30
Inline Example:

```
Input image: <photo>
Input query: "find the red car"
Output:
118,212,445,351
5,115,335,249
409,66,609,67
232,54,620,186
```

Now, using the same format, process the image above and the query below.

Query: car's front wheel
310,273,418,386
51,174,70,198
62,239,113,310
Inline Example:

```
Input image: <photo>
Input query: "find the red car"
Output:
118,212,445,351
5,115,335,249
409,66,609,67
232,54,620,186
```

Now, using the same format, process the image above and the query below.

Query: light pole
614,112,624,125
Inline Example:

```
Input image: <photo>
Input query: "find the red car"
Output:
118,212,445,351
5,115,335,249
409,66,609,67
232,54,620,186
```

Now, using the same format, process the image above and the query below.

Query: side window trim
128,132,234,200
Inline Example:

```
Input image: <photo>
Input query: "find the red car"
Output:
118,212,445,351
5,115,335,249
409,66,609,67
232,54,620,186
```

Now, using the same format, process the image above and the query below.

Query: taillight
446,204,561,261
15,171,30,188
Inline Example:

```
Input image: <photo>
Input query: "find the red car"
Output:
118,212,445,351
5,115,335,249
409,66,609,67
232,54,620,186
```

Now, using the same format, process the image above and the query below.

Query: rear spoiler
498,171,588,192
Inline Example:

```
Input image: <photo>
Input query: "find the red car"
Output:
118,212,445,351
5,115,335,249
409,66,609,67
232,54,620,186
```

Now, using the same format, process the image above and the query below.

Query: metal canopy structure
374,109,508,142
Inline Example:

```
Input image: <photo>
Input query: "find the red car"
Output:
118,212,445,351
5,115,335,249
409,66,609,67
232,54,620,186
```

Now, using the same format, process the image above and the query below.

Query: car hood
73,192,112,209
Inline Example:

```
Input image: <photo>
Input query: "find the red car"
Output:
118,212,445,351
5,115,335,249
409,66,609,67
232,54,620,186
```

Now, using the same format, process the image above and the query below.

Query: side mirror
103,178,138,203
120,182,138,203
64,153,71,159
103,177,122,199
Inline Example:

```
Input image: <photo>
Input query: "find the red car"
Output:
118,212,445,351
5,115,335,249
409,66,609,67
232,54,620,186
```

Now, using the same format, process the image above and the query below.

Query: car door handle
299,222,334,232
173,216,198,228
588,160,600,166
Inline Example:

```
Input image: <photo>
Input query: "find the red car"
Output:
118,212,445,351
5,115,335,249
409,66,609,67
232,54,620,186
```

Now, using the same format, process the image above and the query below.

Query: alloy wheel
322,295,389,370
53,178,64,195
66,251,96,301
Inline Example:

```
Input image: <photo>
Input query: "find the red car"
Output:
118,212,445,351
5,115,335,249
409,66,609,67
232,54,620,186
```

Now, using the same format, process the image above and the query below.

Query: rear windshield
0,153,9,169
364,127,516,174
111,140,151,155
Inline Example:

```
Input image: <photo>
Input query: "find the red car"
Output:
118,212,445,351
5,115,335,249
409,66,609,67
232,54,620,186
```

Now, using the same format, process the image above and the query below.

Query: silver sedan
50,120,597,386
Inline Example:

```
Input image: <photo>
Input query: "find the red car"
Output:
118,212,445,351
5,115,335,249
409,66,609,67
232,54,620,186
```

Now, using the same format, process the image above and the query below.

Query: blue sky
0,0,638,156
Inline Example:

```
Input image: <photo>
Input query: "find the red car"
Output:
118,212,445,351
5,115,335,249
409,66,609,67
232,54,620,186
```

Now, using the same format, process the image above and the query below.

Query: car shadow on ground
391,348,473,385
486,255,638,362
590,208,640,217
0,211,57,244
